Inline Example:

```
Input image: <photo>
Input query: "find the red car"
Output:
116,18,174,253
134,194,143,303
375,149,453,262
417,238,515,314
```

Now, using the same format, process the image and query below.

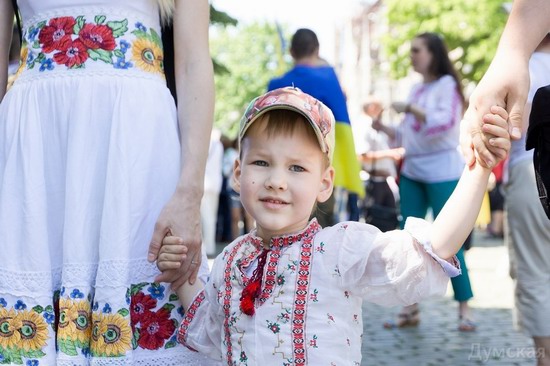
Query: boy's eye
252,160,268,167
290,165,305,172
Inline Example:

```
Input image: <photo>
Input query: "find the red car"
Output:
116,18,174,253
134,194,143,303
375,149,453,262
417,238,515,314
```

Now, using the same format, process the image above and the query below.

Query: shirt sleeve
325,218,460,307
422,75,462,138
177,252,225,361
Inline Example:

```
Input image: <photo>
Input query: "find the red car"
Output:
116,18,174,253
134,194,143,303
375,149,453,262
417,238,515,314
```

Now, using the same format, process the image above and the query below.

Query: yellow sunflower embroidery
14,309,49,352
0,307,21,349
91,313,132,357
90,316,104,356
131,37,163,74
57,298,78,340
73,301,92,345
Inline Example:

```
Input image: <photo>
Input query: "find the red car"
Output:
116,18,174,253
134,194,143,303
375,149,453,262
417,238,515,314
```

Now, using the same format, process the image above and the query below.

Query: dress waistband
13,8,165,83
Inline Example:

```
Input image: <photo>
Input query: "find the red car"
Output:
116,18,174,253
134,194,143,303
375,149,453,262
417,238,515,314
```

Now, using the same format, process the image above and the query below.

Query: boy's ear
317,166,334,203
232,159,242,193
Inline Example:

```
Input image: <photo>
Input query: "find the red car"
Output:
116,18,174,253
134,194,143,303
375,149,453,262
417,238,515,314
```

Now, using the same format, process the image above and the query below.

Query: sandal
458,316,477,332
383,308,420,329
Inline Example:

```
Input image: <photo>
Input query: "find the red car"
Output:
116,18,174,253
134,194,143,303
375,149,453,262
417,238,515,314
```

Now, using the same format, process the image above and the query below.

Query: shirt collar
247,218,321,250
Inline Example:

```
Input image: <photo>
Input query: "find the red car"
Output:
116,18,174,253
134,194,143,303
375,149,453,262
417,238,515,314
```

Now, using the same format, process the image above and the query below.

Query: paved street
360,231,534,366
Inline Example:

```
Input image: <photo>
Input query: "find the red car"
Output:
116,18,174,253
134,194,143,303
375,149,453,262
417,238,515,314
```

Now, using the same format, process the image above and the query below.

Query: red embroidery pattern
291,235,314,365
223,238,248,365
177,290,205,350
258,248,281,304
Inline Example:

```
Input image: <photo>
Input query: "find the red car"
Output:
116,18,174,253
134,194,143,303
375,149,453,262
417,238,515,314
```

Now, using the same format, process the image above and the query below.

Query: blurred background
209,0,509,137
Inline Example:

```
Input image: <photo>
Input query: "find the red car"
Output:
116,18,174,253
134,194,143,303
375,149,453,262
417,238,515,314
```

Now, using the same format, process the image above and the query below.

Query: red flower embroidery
130,292,157,324
138,309,176,350
53,39,89,67
79,23,116,51
38,17,76,53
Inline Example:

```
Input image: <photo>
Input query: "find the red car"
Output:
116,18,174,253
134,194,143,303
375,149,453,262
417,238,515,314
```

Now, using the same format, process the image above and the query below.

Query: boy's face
233,120,334,243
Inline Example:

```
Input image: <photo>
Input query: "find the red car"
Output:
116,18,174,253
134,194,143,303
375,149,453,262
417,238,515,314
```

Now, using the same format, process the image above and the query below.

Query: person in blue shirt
268,28,363,226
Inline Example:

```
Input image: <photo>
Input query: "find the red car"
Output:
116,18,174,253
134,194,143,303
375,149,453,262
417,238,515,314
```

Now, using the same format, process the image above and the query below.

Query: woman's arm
461,0,550,167
149,0,214,287
0,1,14,100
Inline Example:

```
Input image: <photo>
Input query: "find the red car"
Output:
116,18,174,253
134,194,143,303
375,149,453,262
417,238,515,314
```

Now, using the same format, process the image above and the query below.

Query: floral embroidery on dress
22,15,164,74
0,300,50,364
0,281,181,363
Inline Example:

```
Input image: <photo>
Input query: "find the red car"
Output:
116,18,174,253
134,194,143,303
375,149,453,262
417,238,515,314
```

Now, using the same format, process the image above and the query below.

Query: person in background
378,33,476,331
268,28,364,226
202,129,224,256
505,33,550,366
354,97,403,231
222,137,255,240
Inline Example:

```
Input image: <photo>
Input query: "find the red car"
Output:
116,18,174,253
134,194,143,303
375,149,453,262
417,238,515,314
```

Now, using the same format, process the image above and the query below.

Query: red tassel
239,249,269,316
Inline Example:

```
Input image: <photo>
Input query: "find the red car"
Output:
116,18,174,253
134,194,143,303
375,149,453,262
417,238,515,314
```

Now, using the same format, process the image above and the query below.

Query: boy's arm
430,164,490,259
176,280,204,311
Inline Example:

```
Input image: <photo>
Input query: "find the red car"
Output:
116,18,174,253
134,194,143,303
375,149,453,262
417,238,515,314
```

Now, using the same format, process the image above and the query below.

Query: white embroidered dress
0,0,217,365
178,219,460,365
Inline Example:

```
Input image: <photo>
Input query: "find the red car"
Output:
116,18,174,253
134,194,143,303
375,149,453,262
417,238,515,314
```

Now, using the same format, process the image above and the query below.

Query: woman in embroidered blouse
0,0,216,364
157,87,511,365
375,32,477,331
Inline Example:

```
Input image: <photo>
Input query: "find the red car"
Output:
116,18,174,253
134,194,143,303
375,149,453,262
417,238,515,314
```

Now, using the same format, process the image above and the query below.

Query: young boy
157,87,511,365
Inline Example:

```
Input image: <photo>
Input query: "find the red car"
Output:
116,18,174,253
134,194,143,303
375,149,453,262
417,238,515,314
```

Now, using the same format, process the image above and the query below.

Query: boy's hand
479,105,511,165
156,235,188,284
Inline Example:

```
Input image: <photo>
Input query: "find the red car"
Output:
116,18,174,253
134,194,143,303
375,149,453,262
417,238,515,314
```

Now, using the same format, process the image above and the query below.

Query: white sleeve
324,219,460,307
177,254,225,361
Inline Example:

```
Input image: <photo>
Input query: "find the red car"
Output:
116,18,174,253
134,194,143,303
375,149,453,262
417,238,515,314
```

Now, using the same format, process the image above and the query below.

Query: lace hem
0,259,162,295
55,348,221,365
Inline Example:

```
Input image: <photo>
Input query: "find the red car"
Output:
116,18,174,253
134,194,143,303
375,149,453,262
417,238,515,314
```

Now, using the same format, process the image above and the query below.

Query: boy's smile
233,118,334,245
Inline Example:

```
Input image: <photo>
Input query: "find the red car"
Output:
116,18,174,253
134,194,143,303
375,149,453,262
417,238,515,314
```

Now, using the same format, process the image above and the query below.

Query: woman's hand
148,189,203,288
460,53,529,168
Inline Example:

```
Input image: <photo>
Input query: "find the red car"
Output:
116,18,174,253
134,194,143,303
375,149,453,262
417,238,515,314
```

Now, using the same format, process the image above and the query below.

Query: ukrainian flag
268,65,364,197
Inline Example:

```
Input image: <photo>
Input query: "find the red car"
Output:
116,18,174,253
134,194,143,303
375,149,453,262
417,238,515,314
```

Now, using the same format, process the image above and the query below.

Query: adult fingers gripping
148,221,169,262
171,247,202,290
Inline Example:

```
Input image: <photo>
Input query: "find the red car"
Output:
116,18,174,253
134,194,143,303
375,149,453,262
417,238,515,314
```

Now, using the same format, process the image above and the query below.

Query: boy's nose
265,171,287,190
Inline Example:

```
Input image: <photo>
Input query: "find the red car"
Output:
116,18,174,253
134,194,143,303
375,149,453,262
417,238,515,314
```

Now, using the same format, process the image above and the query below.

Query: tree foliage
383,0,509,84
210,22,291,137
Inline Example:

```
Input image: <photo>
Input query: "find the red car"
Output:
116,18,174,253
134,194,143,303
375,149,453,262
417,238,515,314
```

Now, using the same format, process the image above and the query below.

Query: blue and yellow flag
268,65,364,197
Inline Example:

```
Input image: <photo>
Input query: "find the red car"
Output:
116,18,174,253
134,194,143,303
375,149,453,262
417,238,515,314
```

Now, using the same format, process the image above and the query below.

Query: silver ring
191,260,199,265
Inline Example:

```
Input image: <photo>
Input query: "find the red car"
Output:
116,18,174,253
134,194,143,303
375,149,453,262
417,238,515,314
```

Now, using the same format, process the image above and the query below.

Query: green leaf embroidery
162,303,175,312
165,340,176,349
113,49,124,58
107,19,128,38
59,338,79,356
32,40,40,49
117,308,130,317
131,29,149,40
74,16,86,34
87,49,113,64
45,305,54,313
36,21,47,29
132,328,141,350
130,283,148,296
150,28,162,47
19,349,46,359
169,293,179,302
32,305,44,314
95,15,106,25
